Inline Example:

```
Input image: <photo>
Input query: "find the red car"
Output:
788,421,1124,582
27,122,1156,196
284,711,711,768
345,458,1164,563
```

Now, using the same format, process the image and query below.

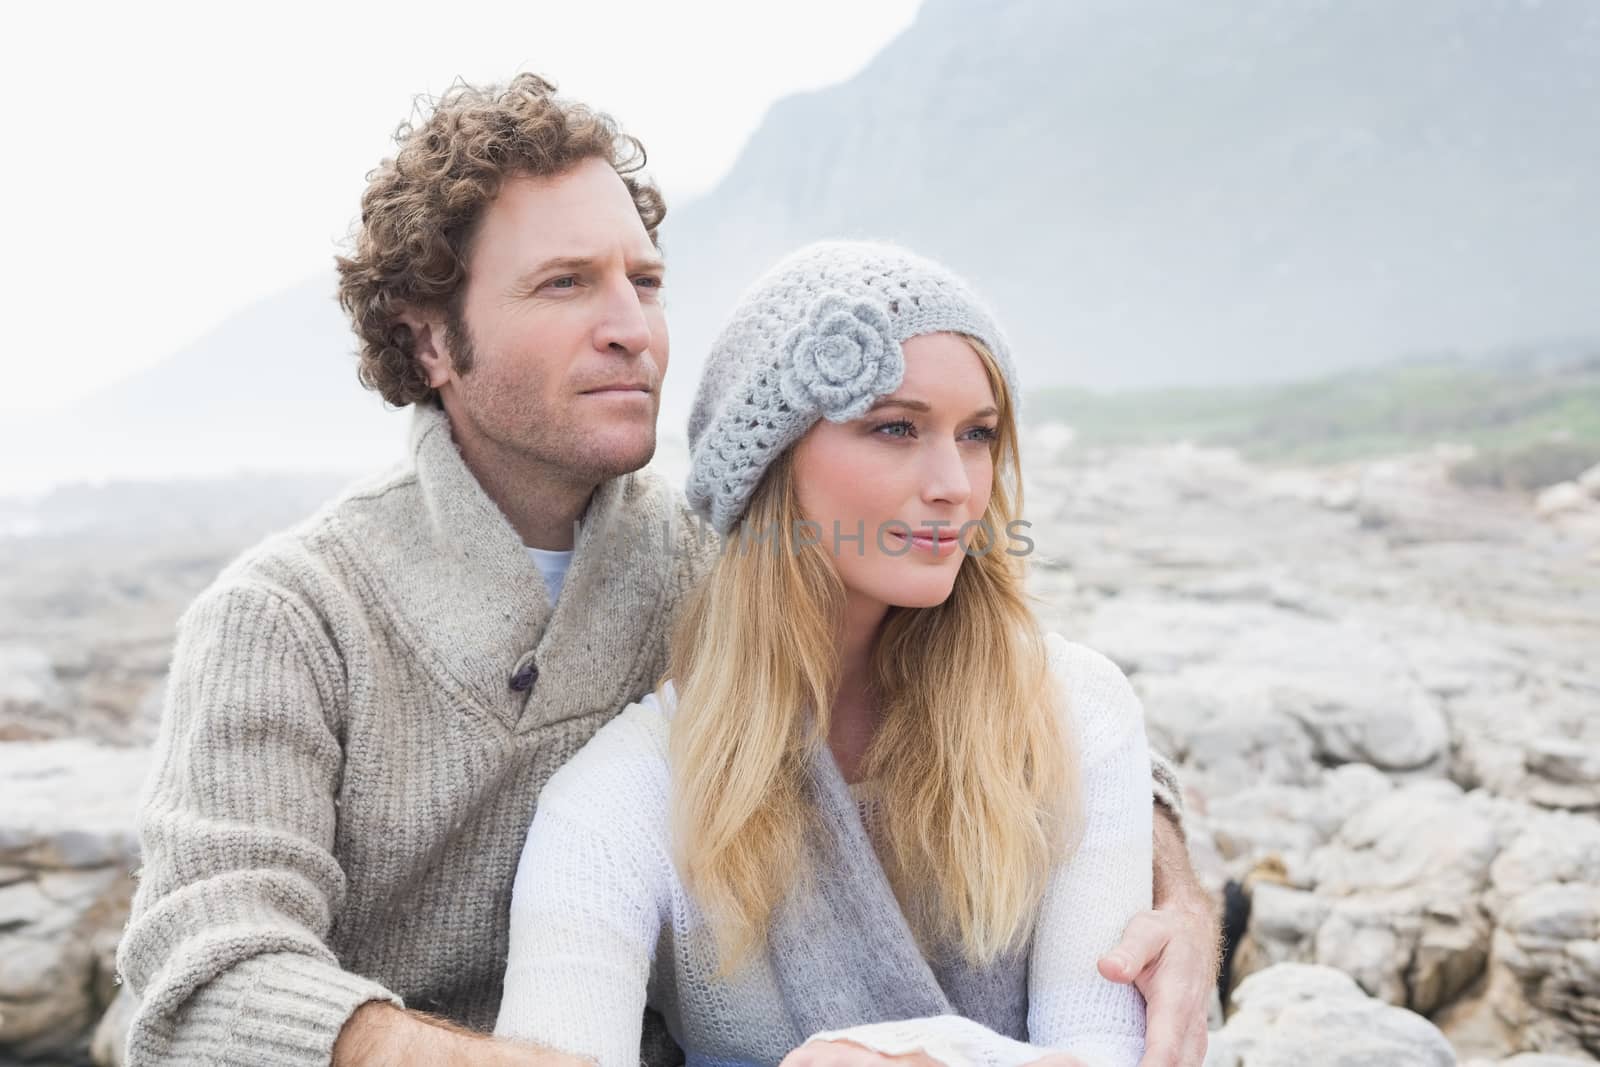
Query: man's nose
594,275,652,356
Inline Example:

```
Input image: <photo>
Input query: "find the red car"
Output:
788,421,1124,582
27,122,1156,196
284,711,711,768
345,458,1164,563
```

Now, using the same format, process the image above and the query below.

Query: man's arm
117,581,399,1065
1148,749,1187,840
117,581,567,1067
335,1003,588,1067
1152,804,1212,920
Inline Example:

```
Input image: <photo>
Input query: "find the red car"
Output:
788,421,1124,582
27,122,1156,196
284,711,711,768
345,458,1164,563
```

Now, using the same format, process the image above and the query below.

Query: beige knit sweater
116,403,712,1065
116,401,1186,1067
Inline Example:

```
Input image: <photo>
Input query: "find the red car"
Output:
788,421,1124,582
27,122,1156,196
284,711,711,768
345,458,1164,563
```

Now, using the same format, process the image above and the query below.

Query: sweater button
509,655,539,692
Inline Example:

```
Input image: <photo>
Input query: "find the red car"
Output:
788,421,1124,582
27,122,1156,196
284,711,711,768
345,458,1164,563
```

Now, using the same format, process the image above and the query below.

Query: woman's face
791,332,999,613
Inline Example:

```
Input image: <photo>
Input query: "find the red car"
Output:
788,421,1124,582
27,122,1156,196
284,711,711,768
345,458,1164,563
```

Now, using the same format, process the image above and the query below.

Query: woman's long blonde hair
667,338,1081,968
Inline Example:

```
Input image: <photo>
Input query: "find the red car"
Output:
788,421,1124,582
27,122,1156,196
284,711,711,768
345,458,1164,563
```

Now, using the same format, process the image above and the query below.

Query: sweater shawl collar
341,402,685,731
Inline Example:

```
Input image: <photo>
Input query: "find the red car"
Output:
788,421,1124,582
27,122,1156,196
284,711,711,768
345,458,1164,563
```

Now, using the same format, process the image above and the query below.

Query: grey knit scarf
766,745,1031,1040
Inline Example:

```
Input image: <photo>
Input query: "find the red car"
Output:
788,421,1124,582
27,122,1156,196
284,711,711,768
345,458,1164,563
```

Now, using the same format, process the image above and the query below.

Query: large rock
1521,739,1600,813
1354,454,1529,547
1451,684,1600,815
1231,781,1503,1016
1228,882,1332,987
1202,763,1393,875
1437,808,1600,1061
0,740,149,1059
1205,963,1458,1066
1140,670,1322,792
1578,462,1600,497
1487,812,1600,907
1535,482,1593,520
0,643,70,741
1489,811,1600,1058
1096,602,1451,794
90,985,135,1067
1497,885,1600,1043
1463,1056,1600,1066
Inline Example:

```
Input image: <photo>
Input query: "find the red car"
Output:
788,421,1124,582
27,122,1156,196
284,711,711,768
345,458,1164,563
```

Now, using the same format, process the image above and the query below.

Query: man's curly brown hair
335,73,666,407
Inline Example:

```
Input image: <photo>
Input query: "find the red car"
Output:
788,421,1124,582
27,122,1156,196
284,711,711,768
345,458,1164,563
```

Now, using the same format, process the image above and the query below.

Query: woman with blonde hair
496,242,1153,1067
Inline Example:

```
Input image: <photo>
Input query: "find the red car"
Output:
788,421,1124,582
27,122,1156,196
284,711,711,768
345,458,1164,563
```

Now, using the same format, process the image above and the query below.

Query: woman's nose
920,440,972,506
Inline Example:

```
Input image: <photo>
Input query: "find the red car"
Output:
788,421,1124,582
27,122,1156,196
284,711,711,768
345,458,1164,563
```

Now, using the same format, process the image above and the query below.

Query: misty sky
0,0,921,416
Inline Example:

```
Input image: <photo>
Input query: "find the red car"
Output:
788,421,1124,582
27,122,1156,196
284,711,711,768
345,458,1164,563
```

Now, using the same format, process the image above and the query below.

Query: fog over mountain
13,0,1597,492
4,278,408,494
658,0,1600,414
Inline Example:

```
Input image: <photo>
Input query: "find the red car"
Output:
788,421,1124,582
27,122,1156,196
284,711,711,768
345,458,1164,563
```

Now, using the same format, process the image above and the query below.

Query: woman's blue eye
964,425,999,442
874,419,916,438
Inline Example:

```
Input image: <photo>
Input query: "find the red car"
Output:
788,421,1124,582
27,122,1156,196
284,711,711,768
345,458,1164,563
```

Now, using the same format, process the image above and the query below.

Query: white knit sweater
495,633,1153,1067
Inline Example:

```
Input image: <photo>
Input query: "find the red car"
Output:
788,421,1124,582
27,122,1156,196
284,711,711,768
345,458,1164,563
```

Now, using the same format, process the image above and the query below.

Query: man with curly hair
115,74,1219,1067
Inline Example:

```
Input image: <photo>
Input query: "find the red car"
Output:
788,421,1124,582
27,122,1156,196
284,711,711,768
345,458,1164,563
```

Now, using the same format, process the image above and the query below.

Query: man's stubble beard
445,314,658,485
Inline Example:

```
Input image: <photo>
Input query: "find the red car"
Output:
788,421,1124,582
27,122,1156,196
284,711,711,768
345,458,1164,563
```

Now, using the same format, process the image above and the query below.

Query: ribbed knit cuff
1150,748,1186,836
154,952,403,1067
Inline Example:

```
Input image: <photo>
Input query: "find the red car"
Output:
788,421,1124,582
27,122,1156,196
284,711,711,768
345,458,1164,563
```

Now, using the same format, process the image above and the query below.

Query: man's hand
1098,806,1220,1067
779,1039,943,1067
334,1002,591,1067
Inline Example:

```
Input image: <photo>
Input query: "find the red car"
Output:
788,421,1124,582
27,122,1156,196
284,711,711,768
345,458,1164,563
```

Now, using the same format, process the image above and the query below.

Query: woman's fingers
1022,1053,1089,1067
780,1039,945,1067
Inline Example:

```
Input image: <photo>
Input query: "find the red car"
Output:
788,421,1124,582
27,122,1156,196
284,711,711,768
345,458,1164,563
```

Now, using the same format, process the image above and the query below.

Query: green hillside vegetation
1030,355,1600,491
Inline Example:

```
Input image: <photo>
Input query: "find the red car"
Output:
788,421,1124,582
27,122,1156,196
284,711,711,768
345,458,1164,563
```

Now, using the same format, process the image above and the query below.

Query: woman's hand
1021,1055,1090,1067
784,1039,1092,1067
779,1039,946,1067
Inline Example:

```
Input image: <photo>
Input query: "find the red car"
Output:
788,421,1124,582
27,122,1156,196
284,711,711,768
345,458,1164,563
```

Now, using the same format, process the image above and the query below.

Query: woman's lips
886,529,962,555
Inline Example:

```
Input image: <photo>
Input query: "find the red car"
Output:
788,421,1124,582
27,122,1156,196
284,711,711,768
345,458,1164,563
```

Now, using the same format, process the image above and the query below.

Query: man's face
421,156,669,484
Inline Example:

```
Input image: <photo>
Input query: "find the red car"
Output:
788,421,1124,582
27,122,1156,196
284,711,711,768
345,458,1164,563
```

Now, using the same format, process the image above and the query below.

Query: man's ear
397,306,452,390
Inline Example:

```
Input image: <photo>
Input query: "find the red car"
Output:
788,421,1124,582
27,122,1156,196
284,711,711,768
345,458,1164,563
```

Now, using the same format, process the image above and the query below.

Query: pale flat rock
1203,763,1393,873
1488,811,1600,910
1463,1056,1600,1066
0,865,130,1052
0,643,70,740
1130,619,1451,793
0,740,147,1055
1230,781,1504,1016
1494,885,1600,1054
1521,740,1600,811
1536,483,1593,519
1310,783,1502,1014
90,984,136,1066
1578,462,1600,496
0,740,150,869
1205,963,1458,1066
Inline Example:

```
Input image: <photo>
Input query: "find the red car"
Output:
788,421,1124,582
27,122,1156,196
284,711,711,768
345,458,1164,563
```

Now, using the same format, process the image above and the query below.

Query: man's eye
633,276,663,289
544,276,577,291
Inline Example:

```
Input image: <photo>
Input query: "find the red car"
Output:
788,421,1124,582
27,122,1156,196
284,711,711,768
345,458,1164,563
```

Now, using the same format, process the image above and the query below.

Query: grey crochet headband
685,240,1019,534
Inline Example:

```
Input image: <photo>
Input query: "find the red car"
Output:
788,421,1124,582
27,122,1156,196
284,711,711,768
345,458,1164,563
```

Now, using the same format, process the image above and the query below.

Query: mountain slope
24,0,1599,491
659,0,1600,412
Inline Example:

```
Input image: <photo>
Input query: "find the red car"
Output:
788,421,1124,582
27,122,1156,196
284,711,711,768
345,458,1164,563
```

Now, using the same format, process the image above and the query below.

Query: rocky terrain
1,438,1597,1065
1020,434,1600,1065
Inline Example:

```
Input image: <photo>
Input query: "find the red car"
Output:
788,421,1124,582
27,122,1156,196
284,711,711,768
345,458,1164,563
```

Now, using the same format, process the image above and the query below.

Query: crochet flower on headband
777,292,903,423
